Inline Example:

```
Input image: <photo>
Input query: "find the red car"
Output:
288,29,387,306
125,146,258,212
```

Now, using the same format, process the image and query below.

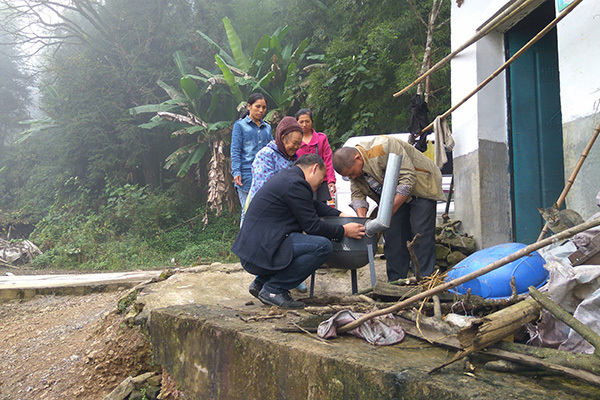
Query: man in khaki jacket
333,135,445,281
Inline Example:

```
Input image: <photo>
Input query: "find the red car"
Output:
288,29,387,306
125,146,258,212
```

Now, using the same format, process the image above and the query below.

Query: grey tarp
528,242,600,354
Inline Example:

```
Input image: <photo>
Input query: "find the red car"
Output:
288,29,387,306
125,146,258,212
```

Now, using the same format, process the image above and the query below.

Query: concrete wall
450,0,600,246
149,304,593,399
149,305,472,399
555,1,600,219
451,1,512,248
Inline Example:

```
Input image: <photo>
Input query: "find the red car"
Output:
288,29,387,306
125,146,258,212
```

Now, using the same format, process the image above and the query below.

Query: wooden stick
537,120,600,241
0,258,20,269
493,341,600,375
406,233,422,281
484,347,600,386
393,0,540,98
529,286,600,357
418,0,583,136
336,217,600,334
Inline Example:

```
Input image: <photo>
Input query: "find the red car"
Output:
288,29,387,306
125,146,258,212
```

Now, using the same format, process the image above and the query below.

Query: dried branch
404,0,427,27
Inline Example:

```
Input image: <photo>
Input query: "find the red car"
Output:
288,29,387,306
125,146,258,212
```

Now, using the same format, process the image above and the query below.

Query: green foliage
197,18,317,121
30,184,239,270
303,0,451,146
132,17,317,179
1,0,451,273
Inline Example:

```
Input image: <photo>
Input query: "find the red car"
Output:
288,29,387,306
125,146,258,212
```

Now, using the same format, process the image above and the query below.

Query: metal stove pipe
364,153,403,237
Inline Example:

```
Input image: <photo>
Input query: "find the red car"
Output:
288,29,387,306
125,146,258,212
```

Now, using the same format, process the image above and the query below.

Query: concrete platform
0,270,162,301
138,262,600,399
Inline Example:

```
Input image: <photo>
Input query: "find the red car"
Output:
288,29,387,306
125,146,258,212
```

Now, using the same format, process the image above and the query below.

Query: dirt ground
0,284,157,400
0,259,386,400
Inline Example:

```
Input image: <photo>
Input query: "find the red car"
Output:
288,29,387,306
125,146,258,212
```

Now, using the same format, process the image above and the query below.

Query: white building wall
451,0,513,248
555,1,600,123
451,1,512,157
555,1,600,218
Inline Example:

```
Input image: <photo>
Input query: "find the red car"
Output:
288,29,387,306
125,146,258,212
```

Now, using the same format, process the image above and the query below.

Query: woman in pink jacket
295,109,336,202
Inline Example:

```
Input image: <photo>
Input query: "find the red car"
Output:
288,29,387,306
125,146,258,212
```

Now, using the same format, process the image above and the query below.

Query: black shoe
249,280,263,299
258,289,305,309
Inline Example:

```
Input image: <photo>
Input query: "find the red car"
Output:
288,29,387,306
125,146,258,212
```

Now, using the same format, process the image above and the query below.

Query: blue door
507,1,564,243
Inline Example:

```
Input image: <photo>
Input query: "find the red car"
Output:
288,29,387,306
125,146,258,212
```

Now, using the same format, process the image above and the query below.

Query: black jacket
231,166,344,270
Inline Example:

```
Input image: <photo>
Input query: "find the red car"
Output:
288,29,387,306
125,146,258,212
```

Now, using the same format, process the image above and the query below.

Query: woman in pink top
294,109,336,202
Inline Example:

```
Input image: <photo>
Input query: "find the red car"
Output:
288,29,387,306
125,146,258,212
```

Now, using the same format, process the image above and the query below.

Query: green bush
30,184,240,271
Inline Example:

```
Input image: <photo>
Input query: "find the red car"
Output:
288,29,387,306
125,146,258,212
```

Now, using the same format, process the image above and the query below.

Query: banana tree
197,17,317,123
129,51,237,216
130,20,317,217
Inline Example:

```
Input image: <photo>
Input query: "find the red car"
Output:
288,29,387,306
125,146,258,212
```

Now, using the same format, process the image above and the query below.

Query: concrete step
0,271,162,301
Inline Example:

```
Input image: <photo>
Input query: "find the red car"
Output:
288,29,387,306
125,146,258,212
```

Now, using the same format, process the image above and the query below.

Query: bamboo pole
393,0,539,98
336,216,600,334
417,0,583,136
536,120,600,241
529,286,600,356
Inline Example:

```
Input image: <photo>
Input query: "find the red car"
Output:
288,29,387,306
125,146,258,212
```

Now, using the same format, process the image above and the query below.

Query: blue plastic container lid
446,243,548,300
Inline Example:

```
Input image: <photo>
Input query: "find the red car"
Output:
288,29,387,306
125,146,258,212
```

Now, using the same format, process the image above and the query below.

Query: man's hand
343,222,365,239
392,194,409,215
356,207,368,218
234,175,242,186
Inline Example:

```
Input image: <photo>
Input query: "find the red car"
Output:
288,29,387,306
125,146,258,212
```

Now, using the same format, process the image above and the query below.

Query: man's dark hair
294,153,325,170
332,147,359,173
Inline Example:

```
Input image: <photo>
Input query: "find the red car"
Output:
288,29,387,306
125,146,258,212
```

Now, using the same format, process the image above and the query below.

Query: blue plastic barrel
446,243,548,299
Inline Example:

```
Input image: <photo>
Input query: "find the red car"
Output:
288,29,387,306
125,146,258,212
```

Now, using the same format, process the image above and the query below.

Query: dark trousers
383,197,437,281
241,233,333,293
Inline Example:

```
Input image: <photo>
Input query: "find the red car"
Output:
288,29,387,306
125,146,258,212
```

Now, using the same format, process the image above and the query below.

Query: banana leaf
251,36,271,76
197,30,236,67
215,54,244,103
180,76,200,105
139,115,185,130
186,74,208,83
177,143,208,177
206,121,232,132
291,38,310,63
256,70,276,89
16,118,56,144
281,42,293,60
173,50,191,76
283,62,298,96
271,25,290,44
196,67,216,78
158,79,183,100
129,103,179,116
223,17,250,72
165,143,195,170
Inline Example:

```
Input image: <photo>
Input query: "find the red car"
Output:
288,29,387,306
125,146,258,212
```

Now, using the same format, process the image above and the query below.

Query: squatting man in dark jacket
231,154,365,308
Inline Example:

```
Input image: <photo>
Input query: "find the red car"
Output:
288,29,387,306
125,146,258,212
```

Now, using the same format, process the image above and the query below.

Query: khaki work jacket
351,135,446,205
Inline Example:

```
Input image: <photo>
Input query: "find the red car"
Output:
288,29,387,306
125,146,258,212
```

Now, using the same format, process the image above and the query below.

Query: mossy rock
438,235,476,254
435,244,451,260
447,250,467,266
